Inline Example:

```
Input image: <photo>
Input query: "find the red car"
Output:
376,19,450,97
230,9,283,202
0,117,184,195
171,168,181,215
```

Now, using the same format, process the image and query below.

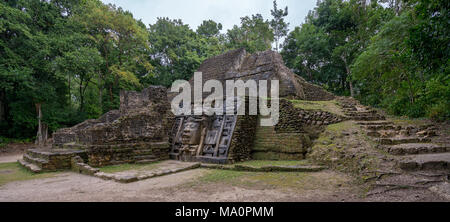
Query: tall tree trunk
349,81,355,98
0,90,5,121
68,74,71,106
79,82,83,112
98,73,103,111
341,55,355,97
109,85,113,104
35,103,47,147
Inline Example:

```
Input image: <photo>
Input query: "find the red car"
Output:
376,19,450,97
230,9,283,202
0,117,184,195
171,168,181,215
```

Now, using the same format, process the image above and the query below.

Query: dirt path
0,154,22,163
0,169,360,202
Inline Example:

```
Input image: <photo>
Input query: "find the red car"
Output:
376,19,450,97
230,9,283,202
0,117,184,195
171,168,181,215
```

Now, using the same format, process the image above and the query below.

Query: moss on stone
238,160,311,167
290,99,344,116
308,120,384,182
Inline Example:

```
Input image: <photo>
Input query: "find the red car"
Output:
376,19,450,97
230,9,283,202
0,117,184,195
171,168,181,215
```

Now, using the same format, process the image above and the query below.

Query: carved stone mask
181,118,202,145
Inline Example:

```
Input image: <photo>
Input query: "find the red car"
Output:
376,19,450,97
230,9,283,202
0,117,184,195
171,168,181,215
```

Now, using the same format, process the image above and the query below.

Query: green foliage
197,20,222,38
282,0,393,95
351,0,449,120
283,0,448,120
1,0,447,141
226,14,274,53
270,0,289,51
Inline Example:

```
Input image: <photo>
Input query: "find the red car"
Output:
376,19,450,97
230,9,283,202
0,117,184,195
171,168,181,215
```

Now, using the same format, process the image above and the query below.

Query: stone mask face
181,119,202,145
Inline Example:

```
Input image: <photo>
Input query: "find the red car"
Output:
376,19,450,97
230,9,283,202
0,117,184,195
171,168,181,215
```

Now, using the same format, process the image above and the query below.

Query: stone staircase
131,142,169,164
18,148,87,173
251,125,307,160
338,97,449,200
340,98,449,172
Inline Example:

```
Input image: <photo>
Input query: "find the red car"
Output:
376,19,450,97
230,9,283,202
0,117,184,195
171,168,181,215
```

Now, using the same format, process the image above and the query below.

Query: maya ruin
0,0,448,205
10,49,449,201
18,49,341,172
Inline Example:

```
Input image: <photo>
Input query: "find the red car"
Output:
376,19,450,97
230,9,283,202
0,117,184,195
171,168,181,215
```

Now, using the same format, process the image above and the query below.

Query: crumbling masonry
19,49,342,173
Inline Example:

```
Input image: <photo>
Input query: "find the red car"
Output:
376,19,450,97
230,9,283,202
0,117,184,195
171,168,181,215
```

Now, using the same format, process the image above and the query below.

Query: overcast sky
101,0,318,32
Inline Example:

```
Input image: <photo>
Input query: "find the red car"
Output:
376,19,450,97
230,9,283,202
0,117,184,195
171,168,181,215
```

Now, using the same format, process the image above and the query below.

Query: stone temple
18,49,342,173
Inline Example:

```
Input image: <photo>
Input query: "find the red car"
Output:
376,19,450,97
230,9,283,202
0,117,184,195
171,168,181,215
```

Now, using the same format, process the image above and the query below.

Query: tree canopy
282,0,449,120
0,0,448,141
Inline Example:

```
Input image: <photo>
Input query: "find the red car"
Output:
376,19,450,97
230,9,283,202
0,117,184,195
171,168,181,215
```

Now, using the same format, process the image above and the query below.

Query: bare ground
0,169,361,202
0,154,22,163
0,143,31,155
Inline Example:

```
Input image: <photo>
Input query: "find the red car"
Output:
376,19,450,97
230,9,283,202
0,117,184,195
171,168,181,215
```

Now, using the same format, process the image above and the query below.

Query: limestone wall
52,86,173,167
227,114,258,163
251,99,343,161
86,142,170,167
294,75,335,101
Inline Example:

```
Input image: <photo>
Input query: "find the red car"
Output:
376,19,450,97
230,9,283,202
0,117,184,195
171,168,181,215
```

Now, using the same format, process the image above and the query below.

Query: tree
55,47,103,112
282,0,392,95
270,0,289,51
197,20,223,38
351,0,449,120
75,1,150,111
226,14,274,53
146,18,205,86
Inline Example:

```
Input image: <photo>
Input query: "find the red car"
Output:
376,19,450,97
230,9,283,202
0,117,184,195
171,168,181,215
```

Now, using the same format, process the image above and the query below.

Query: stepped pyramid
185,48,335,101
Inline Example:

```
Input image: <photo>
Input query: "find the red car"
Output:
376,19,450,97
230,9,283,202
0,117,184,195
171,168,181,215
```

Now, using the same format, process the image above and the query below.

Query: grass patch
388,116,429,126
290,99,344,116
191,169,349,192
99,162,160,173
326,121,354,133
245,171,348,190
197,169,247,183
0,162,58,186
238,160,311,167
309,120,386,182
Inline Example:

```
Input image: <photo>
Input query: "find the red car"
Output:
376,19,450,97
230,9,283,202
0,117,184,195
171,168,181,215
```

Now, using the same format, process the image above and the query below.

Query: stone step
135,159,159,164
357,121,393,126
351,116,385,121
367,130,409,138
26,149,50,161
23,153,49,168
132,149,154,155
365,125,398,131
18,159,42,173
134,155,156,161
400,153,450,171
380,143,450,155
345,111,377,116
377,137,431,145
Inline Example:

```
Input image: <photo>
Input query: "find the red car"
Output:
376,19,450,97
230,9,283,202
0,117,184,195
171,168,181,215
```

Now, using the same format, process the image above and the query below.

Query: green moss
239,160,311,167
389,116,429,126
309,120,384,182
99,162,160,173
0,162,59,186
251,151,304,160
326,121,354,133
289,99,344,116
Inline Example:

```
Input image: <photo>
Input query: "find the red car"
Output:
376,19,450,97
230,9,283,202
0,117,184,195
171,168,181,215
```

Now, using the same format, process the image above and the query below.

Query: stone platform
93,160,201,183
18,148,87,173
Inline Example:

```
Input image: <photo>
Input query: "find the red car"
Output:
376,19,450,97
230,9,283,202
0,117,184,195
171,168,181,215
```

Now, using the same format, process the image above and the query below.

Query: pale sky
101,0,318,32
